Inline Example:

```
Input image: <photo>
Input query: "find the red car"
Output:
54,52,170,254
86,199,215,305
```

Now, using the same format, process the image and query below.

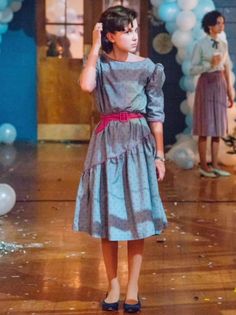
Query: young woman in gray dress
73,5,167,313
190,10,235,178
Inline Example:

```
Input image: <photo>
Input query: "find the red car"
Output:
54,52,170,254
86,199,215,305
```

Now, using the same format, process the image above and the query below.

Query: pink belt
95,112,144,134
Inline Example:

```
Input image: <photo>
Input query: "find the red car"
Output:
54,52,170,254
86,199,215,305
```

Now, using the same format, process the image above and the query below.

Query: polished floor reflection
0,142,236,315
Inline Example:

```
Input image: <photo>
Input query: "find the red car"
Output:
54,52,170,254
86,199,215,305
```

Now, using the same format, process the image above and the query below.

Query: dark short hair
202,10,225,34
99,5,137,53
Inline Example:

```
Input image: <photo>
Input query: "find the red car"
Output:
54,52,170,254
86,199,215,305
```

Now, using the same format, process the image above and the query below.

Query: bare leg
198,136,210,171
211,137,220,169
126,239,144,302
101,239,120,302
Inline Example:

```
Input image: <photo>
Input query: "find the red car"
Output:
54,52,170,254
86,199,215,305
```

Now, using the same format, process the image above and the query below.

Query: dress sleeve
190,42,211,75
145,63,165,123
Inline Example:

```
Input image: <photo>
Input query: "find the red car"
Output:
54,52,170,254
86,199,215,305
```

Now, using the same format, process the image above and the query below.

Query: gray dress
73,54,167,241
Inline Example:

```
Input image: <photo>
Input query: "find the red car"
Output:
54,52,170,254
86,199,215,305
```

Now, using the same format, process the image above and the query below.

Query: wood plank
0,142,236,314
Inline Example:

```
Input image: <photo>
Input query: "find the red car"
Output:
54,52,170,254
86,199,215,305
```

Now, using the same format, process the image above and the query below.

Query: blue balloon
0,23,8,34
181,60,192,76
165,21,176,34
192,21,205,39
185,114,193,127
179,76,185,90
193,0,215,20
181,75,196,92
182,127,192,135
158,2,180,22
0,0,8,10
0,123,17,144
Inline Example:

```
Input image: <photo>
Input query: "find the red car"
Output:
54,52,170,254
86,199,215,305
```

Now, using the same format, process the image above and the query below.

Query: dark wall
0,0,37,142
214,0,236,67
149,0,236,145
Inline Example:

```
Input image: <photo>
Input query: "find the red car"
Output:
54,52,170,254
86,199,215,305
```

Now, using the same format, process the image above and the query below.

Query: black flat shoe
123,299,141,313
102,299,119,311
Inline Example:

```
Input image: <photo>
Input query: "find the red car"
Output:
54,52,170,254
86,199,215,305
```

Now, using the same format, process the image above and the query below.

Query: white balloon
0,184,16,216
0,145,17,166
176,11,196,31
0,7,13,23
171,30,192,48
176,47,187,62
175,54,183,65
10,1,22,12
180,100,190,114
186,92,195,110
151,0,163,7
173,147,195,169
177,0,198,10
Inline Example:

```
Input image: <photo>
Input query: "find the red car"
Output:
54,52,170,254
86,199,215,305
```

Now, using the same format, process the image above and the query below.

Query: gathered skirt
193,71,228,137
73,118,167,241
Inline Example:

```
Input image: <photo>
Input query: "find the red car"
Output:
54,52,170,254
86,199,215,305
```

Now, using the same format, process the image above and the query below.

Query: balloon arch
150,0,236,169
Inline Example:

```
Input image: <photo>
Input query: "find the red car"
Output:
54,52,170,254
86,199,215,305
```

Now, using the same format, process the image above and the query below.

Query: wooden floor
0,142,236,315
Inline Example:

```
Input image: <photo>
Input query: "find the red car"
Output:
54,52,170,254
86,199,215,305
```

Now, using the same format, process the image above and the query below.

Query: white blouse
190,35,230,75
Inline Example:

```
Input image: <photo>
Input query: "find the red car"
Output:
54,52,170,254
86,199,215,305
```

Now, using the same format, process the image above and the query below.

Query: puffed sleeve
145,63,165,122
190,42,211,75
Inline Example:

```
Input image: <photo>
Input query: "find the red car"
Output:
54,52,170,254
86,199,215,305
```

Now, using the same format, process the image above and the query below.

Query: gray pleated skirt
193,71,228,137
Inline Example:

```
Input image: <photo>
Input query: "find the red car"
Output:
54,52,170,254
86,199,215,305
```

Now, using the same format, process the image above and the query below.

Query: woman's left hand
155,160,165,181
227,88,235,108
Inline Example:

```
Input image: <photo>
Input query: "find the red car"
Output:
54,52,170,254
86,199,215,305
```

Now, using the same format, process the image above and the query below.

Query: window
45,0,84,58
103,0,140,16
44,0,143,59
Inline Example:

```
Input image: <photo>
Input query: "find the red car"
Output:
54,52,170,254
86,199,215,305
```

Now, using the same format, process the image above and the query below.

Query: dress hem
72,224,167,241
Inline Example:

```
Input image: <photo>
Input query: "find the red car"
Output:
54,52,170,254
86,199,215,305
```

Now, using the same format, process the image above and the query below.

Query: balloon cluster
151,0,236,168
0,1,23,216
0,0,24,44
0,123,17,215
0,125,17,214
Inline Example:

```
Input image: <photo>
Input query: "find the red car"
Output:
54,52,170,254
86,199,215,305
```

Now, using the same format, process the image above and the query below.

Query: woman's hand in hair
92,23,103,50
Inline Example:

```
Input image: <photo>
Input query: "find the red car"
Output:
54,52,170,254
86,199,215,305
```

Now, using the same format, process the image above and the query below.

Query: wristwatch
154,155,166,162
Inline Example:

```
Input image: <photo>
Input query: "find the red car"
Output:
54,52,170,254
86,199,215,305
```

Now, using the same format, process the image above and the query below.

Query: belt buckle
119,112,128,122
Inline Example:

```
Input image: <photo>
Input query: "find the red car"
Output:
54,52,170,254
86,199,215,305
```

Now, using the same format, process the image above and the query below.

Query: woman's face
107,19,139,53
209,16,225,35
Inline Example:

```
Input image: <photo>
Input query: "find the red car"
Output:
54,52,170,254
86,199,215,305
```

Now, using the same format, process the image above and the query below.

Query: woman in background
190,10,234,177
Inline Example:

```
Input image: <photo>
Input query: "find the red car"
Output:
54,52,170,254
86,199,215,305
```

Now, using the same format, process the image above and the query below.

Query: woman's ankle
105,279,120,302
125,283,139,301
